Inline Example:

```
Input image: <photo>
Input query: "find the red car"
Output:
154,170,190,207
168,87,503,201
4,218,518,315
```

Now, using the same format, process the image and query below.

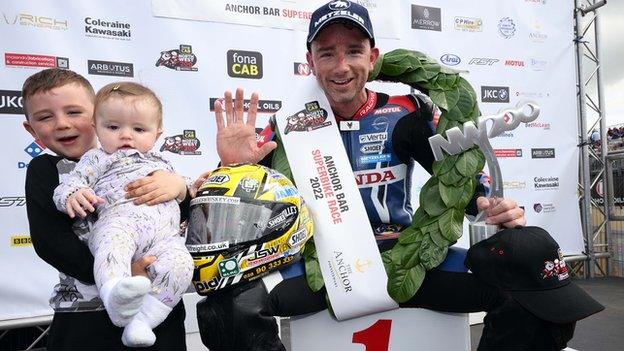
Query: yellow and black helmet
187,164,313,295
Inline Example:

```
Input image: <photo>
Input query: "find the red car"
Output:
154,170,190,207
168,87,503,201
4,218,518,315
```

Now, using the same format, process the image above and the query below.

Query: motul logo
505,60,525,67
355,170,396,186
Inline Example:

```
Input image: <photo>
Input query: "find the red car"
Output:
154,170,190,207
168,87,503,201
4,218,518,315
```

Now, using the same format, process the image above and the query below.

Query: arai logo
440,54,460,66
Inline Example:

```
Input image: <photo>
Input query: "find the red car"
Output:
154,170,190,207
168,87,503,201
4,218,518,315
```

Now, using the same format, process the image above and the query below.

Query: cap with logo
465,226,604,324
307,0,375,49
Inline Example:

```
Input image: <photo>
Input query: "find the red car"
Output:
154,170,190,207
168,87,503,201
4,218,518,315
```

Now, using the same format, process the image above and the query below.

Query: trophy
429,101,540,245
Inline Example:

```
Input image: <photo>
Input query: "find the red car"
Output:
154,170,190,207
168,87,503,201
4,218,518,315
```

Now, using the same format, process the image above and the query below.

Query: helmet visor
187,196,298,253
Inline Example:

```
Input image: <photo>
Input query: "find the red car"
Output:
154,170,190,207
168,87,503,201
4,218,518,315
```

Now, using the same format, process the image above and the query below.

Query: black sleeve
179,188,191,222
25,155,95,284
392,95,436,174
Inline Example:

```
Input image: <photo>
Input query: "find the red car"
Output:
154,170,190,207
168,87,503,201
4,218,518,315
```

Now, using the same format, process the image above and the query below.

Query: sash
274,81,398,320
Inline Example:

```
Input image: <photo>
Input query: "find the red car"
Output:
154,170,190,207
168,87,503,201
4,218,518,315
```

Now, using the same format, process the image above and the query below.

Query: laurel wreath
272,49,485,303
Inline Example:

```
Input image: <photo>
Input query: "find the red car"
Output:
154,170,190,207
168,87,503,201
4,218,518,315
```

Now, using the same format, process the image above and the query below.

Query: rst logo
0,196,26,207
481,86,509,103
0,90,23,114
227,50,263,79
87,60,133,77
531,148,555,158
293,62,311,76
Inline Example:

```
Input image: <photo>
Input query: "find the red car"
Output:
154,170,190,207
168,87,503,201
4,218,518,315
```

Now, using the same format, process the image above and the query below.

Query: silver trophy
429,101,540,245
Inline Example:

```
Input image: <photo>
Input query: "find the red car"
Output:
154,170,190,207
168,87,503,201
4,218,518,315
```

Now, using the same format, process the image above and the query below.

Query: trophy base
469,222,500,246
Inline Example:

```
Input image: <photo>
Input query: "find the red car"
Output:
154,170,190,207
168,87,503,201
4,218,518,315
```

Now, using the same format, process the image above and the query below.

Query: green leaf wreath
271,49,485,304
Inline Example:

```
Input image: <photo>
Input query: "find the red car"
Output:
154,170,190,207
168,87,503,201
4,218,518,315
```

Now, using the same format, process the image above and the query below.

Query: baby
53,82,193,347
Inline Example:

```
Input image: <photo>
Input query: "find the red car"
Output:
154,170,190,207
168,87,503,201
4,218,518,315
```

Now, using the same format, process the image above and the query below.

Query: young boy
22,68,189,351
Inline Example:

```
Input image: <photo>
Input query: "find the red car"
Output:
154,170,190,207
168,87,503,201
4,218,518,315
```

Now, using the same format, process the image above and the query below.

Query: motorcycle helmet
187,164,313,295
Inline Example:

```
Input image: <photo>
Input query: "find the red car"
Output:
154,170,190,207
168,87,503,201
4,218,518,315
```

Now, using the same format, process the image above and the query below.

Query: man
196,2,553,351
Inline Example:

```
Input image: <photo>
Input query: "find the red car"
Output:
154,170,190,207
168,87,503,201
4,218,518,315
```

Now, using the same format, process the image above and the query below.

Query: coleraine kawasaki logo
534,176,559,190
284,101,330,134
498,17,516,39
0,90,23,114
481,86,509,103
84,17,131,40
156,45,198,71
88,60,133,77
227,50,263,79
160,130,201,155
294,62,311,76
411,5,441,31
2,12,68,30
5,53,68,69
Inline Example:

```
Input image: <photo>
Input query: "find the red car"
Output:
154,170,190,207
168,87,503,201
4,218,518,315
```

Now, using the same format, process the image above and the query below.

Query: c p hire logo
19,140,46,169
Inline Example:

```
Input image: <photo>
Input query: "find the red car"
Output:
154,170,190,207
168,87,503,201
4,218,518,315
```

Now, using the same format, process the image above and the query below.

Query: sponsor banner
275,79,397,320
10,235,32,247
87,60,133,77
209,98,281,113
151,0,400,39
494,149,522,158
0,90,23,114
227,50,263,79
1,12,68,30
160,130,202,155
5,53,68,69
294,62,311,76
411,5,441,31
454,16,482,32
155,45,198,71
440,53,460,66
481,86,510,103
84,17,131,40
531,148,555,158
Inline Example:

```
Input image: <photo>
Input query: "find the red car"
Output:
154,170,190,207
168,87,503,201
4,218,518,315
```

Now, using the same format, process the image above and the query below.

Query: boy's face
23,83,97,159
95,96,162,154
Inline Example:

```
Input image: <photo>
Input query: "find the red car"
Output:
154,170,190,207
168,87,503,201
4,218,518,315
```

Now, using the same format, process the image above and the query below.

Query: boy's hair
95,82,163,127
22,68,95,118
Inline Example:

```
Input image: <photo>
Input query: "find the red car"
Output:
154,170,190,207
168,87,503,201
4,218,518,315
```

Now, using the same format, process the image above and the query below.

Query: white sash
275,81,398,320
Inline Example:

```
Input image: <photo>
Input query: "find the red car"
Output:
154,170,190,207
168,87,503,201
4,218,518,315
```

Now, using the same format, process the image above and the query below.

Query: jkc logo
2,12,68,30
155,45,198,71
0,90,23,114
294,62,311,76
481,86,510,103
227,50,263,79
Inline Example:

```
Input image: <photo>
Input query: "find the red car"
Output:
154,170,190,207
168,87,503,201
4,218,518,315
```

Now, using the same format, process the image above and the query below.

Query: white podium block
290,309,470,351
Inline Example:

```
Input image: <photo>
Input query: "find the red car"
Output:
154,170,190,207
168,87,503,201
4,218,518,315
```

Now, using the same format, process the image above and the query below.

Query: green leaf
432,155,458,177
442,105,464,122
420,236,448,270
428,227,450,248
384,49,412,63
457,178,477,209
368,53,384,81
438,167,464,186
439,181,464,207
387,264,426,303
398,226,418,244
401,68,429,84
420,178,447,216
439,208,465,242
271,133,293,182
304,255,325,292
410,207,438,228
455,150,481,177
381,62,409,77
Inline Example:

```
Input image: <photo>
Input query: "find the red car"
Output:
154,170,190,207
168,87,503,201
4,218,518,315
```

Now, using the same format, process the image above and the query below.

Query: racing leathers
196,90,498,351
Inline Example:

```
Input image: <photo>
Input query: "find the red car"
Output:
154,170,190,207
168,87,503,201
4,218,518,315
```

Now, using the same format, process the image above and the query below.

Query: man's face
307,23,379,113
23,83,97,159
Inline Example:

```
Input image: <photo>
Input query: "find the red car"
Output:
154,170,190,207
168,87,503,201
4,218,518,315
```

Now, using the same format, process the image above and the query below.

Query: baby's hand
125,170,187,205
66,188,105,218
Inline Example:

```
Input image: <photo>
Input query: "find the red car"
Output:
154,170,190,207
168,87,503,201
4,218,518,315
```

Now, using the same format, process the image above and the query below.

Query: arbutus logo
87,60,133,77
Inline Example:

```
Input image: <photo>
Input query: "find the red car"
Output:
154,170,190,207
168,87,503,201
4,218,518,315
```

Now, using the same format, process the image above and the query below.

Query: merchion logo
84,17,131,40
88,60,133,77
531,148,555,158
5,53,68,69
227,50,263,79
481,86,510,103
0,90,23,114
411,5,441,31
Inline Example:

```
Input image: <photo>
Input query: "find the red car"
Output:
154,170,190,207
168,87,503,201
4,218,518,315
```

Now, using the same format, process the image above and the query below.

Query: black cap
307,1,375,50
465,226,604,323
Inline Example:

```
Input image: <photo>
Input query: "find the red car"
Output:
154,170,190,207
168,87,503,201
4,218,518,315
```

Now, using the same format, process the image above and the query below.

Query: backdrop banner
0,0,582,322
